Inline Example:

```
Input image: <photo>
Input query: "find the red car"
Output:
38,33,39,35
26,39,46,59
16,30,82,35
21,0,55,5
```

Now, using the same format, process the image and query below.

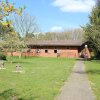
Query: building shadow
73,70,86,74
74,70,100,75
86,70,100,74
0,89,38,100
76,58,92,61
76,58,85,61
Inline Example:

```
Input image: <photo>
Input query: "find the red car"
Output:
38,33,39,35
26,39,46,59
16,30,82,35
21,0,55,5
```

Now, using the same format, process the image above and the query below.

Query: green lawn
85,60,100,100
0,57,75,100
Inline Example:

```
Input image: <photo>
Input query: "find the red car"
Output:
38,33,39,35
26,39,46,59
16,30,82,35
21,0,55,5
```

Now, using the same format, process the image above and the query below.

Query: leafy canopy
83,0,100,56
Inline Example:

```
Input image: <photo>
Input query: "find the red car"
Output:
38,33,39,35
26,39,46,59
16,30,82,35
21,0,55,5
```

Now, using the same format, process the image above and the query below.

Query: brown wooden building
23,40,88,58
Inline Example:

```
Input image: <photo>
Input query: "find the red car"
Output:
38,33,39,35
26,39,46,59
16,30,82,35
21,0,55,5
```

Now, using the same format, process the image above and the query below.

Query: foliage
83,0,100,57
0,0,25,20
0,53,6,60
0,21,13,37
0,0,25,55
0,0,22,36
0,57,75,100
0,0,25,35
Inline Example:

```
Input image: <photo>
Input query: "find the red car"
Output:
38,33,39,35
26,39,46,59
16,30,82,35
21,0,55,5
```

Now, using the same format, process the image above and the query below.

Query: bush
0,53,6,60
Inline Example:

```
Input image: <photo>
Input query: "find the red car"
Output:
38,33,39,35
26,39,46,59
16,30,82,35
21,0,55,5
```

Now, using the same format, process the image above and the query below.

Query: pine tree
83,0,100,58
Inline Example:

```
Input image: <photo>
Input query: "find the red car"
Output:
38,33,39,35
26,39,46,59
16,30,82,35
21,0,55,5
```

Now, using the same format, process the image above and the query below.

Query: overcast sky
9,0,96,32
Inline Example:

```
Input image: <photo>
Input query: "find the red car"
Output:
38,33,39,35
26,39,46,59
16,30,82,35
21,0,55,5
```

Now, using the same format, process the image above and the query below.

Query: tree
83,0,100,58
11,12,39,37
64,28,84,40
0,0,25,61
11,12,39,50
9,12,39,58
35,28,84,41
3,32,23,54
0,0,25,38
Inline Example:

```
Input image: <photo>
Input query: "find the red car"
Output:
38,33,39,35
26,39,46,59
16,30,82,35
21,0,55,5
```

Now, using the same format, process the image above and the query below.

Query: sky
9,0,96,32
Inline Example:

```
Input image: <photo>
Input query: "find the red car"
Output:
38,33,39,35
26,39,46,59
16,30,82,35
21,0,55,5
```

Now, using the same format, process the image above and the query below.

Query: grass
0,56,75,100
85,60,100,100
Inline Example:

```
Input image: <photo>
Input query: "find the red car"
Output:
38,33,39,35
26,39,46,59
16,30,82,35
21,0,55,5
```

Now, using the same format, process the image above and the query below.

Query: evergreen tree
83,0,100,58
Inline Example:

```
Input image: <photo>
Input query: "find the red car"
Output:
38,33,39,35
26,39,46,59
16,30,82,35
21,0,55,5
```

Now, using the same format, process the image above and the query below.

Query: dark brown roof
26,40,84,46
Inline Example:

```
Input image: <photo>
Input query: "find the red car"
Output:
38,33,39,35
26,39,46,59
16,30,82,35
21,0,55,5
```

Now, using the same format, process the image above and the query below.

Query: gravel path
55,60,95,100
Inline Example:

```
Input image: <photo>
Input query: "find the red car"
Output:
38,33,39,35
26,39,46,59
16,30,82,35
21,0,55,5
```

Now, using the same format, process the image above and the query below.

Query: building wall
7,47,79,58
33,49,78,58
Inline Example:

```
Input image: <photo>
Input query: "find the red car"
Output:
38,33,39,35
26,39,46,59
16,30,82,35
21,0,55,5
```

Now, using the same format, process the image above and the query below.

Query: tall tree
0,0,24,59
11,12,39,37
83,0,100,57
11,12,39,49
9,12,39,58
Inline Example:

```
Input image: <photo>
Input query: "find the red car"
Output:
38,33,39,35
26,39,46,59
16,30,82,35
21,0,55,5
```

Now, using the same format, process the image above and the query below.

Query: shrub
0,53,6,60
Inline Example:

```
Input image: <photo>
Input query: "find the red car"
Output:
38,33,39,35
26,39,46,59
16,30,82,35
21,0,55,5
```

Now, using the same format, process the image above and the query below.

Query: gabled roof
26,40,84,47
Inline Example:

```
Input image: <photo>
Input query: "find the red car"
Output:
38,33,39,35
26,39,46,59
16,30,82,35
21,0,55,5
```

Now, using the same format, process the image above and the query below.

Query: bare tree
10,12,39,58
11,12,39,38
36,28,84,41
65,28,84,40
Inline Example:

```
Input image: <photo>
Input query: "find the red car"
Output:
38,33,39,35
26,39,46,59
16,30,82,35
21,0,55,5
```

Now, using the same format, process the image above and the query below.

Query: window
45,49,48,53
54,50,57,53
35,49,40,53
54,49,60,53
